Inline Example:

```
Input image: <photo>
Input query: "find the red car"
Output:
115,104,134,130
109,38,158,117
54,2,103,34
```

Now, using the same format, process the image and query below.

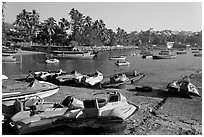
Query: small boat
109,56,126,60
55,70,84,84
176,50,187,55
2,54,17,62
194,52,202,57
34,69,65,82
153,50,176,59
80,70,104,86
2,75,8,80
45,58,59,64
2,79,60,116
100,71,145,89
142,54,153,59
115,60,130,66
139,50,153,58
192,50,200,54
167,80,200,97
53,51,96,59
9,91,139,134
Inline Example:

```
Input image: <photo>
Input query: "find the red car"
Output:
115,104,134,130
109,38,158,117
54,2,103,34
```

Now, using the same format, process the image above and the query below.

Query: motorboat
139,49,153,58
52,51,96,59
9,91,139,134
2,54,17,62
152,50,176,59
2,79,60,118
34,69,65,82
55,70,84,84
176,50,187,55
115,60,130,66
2,75,8,80
194,52,202,57
109,56,126,60
45,58,59,64
79,70,104,86
167,80,200,97
100,71,145,89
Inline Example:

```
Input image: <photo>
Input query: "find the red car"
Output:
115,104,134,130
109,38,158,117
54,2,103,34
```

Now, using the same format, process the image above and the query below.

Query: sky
3,2,202,33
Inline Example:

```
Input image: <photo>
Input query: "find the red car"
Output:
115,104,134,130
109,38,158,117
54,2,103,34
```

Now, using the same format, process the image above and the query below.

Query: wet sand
3,70,202,135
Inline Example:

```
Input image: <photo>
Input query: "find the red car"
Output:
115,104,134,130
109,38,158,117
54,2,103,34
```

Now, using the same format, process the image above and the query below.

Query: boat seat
61,96,74,107
13,99,24,113
83,99,99,118
108,96,119,102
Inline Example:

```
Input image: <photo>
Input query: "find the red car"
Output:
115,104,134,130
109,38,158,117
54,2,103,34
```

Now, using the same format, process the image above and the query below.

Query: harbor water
2,49,202,88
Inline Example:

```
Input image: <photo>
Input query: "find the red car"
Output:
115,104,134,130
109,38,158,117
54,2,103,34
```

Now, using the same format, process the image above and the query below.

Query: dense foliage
2,8,202,47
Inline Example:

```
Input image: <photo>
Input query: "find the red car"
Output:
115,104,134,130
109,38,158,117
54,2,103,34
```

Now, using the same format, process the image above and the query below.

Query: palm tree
69,8,84,43
58,18,70,31
14,9,40,45
44,17,57,47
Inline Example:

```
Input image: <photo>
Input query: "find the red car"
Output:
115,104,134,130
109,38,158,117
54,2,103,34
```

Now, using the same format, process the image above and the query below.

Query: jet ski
9,91,138,134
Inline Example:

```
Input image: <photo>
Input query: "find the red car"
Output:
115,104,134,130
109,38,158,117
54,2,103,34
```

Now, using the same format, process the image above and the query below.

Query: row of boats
2,68,201,134
2,69,145,134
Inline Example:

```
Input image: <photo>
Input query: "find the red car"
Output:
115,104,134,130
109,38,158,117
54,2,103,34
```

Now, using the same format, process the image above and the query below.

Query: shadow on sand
127,87,193,99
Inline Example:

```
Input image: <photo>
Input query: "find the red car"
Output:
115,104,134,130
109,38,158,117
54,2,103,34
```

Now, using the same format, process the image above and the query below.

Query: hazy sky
4,2,202,32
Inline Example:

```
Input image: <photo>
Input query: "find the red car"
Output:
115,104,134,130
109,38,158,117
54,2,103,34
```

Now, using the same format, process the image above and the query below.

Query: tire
99,121,127,133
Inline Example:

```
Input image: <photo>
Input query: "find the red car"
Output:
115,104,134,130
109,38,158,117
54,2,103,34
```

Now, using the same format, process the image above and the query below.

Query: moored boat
194,52,202,57
115,60,130,66
2,54,17,62
45,58,59,64
176,50,187,54
109,55,126,60
153,50,176,59
52,51,96,59
9,91,138,134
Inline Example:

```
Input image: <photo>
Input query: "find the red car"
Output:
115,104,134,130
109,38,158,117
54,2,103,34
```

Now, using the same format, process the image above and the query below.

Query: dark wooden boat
100,72,145,89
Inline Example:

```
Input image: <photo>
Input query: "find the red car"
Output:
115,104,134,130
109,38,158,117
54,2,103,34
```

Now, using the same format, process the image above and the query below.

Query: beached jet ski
79,70,104,86
9,91,138,134
167,80,200,97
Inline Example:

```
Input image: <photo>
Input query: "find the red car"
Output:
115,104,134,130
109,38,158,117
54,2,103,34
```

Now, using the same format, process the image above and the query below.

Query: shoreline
3,70,202,135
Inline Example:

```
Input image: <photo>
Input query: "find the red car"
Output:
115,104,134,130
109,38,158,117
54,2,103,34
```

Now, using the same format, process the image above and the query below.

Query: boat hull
53,53,96,59
100,73,145,89
152,55,176,59
2,81,60,107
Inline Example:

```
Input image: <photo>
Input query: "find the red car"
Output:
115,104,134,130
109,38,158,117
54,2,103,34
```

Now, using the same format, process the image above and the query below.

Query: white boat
167,80,200,97
56,70,84,84
2,55,17,62
34,69,65,81
53,51,96,59
2,75,8,80
109,56,126,60
153,50,176,59
176,50,187,54
80,70,104,86
2,79,60,107
9,91,138,134
45,58,59,64
115,60,130,66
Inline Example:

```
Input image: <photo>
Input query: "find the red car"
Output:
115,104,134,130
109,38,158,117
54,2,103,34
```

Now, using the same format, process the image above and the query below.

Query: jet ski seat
13,99,23,113
61,96,74,107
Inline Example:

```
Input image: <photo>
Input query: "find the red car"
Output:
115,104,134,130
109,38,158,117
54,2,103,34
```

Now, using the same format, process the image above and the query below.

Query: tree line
2,8,202,48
